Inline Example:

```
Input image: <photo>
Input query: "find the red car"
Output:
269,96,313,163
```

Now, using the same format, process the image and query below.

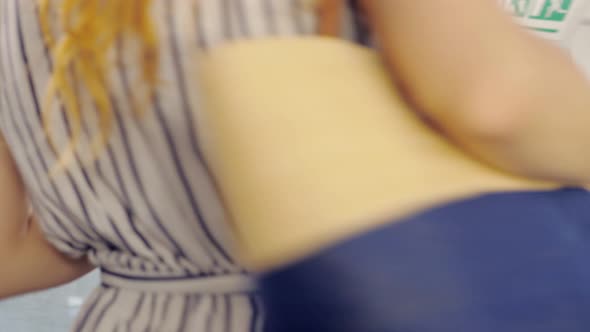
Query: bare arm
0,136,93,300
361,0,590,184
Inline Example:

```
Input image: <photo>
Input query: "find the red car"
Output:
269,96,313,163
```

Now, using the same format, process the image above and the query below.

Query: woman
1,0,590,331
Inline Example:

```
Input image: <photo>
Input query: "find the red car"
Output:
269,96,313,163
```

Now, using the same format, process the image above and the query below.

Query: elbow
457,98,528,143
445,74,537,143
442,80,590,184
405,61,538,143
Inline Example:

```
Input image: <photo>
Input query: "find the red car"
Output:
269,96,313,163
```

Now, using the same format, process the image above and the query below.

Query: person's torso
1,1,587,330
0,1,365,331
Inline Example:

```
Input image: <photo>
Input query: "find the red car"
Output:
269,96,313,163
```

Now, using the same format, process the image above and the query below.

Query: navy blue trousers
261,189,590,332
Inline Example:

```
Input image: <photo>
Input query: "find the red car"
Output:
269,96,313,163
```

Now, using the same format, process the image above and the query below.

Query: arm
361,0,590,184
0,136,93,300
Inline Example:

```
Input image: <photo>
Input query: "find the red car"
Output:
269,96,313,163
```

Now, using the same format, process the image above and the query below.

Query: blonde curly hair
38,0,343,173
39,0,159,173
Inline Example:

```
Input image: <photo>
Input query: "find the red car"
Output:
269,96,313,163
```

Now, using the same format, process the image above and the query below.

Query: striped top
0,0,365,331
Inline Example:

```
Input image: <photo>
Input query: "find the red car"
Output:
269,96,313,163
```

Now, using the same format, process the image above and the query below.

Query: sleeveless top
0,0,586,331
0,0,365,331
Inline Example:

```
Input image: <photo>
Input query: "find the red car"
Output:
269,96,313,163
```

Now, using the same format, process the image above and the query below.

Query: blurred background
4,8,590,332
0,271,98,332
572,13,590,76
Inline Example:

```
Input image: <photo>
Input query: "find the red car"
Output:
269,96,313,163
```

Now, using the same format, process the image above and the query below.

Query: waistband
101,269,258,294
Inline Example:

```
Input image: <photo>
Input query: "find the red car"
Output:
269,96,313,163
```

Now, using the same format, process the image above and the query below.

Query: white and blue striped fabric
2,0,587,331
0,0,366,331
